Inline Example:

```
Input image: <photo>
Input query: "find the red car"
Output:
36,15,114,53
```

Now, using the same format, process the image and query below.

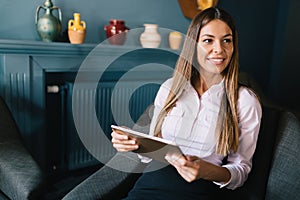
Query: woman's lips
209,58,225,65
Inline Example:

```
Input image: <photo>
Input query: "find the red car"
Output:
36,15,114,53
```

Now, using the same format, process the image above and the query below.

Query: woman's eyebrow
200,34,214,38
223,33,233,38
200,33,233,38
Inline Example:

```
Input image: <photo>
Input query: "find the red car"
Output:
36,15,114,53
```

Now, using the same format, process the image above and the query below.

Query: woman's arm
220,87,262,189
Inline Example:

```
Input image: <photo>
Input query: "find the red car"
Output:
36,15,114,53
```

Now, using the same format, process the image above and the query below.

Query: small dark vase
104,19,129,45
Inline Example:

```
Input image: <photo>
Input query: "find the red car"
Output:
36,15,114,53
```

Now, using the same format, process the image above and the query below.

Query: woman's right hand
111,129,139,152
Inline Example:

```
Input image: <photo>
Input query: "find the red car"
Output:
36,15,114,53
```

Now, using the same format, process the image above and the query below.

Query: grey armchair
0,96,44,199
62,104,300,199
1,71,299,200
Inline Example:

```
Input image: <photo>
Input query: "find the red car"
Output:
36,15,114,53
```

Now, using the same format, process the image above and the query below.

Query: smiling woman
111,7,263,200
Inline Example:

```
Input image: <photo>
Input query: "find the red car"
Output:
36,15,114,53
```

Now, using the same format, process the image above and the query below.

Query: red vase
104,19,129,45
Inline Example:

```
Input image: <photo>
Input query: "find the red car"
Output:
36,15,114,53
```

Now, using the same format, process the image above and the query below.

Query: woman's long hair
153,7,240,155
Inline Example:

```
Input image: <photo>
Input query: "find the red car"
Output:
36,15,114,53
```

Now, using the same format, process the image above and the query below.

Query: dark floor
43,164,103,200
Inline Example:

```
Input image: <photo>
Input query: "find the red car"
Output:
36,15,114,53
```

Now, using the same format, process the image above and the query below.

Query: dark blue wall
0,0,190,42
1,0,299,113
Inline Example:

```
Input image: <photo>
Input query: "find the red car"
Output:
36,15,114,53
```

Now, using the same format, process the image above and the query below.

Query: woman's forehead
199,19,232,37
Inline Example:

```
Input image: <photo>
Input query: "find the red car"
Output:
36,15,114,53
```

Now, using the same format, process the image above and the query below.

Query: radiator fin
65,82,159,170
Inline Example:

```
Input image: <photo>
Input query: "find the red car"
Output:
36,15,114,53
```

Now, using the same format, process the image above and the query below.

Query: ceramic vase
104,19,129,45
35,0,62,42
140,24,161,48
169,31,182,50
68,13,86,44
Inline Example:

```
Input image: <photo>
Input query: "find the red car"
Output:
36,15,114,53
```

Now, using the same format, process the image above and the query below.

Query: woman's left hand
165,154,204,182
165,154,231,183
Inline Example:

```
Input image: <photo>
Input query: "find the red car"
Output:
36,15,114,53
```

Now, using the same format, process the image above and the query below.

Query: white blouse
149,78,262,190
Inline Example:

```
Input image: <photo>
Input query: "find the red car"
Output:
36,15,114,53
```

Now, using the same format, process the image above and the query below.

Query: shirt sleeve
218,87,262,190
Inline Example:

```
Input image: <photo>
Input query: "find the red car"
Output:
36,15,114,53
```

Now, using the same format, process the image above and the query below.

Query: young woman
111,7,262,199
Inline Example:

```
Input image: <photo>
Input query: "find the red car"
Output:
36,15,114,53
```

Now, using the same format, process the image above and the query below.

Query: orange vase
68,13,86,44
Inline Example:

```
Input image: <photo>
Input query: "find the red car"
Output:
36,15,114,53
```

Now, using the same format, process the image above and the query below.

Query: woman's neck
194,73,223,96
194,77,208,96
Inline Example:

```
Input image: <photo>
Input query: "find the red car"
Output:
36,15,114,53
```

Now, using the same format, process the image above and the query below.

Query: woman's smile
208,57,226,65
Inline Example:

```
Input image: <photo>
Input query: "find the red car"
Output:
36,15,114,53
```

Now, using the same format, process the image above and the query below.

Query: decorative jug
68,13,86,44
140,24,161,48
104,19,129,45
35,0,62,42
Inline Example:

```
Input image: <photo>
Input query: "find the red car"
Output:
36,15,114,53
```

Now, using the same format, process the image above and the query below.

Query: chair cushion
265,111,300,200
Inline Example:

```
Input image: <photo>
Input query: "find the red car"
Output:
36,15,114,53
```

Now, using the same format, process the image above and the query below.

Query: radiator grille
63,81,159,170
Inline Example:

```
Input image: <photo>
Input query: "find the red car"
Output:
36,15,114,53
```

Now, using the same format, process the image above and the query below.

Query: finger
167,157,197,171
165,154,186,165
171,164,194,182
111,131,128,140
185,155,199,161
112,143,139,152
176,165,199,182
111,137,137,145
166,156,199,179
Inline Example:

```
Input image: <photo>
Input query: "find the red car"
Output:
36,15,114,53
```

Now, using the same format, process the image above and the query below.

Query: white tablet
111,125,183,163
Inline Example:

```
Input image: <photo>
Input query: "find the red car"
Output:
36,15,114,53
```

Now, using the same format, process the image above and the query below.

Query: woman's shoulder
238,86,260,104
157,78,174,94
161,78,173,88
238,86,262,114
154,78,173,106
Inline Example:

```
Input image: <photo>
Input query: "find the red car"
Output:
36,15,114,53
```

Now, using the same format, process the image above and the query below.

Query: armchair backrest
265,110,300,200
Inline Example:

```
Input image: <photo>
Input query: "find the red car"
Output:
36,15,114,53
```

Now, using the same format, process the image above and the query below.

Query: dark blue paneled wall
1,0,299,113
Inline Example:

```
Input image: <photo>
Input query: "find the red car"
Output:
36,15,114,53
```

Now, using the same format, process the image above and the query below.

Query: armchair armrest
0,97,44,200
62,152,146,200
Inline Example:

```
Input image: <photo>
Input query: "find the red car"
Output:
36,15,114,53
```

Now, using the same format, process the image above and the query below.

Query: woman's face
196,19,234,75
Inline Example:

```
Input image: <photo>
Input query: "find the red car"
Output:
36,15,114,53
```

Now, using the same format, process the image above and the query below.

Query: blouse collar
185,78,225,97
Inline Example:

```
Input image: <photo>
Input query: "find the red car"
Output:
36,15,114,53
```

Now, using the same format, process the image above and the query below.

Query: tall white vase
140,24,161,48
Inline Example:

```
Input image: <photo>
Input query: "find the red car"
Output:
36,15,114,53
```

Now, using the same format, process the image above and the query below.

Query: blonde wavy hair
153,8,240,155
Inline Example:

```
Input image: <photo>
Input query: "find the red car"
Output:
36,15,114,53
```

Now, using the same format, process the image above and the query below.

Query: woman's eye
203,39,212,43
223,38,232,43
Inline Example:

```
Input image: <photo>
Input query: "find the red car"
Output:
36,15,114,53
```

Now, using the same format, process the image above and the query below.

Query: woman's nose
213,41,223,53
